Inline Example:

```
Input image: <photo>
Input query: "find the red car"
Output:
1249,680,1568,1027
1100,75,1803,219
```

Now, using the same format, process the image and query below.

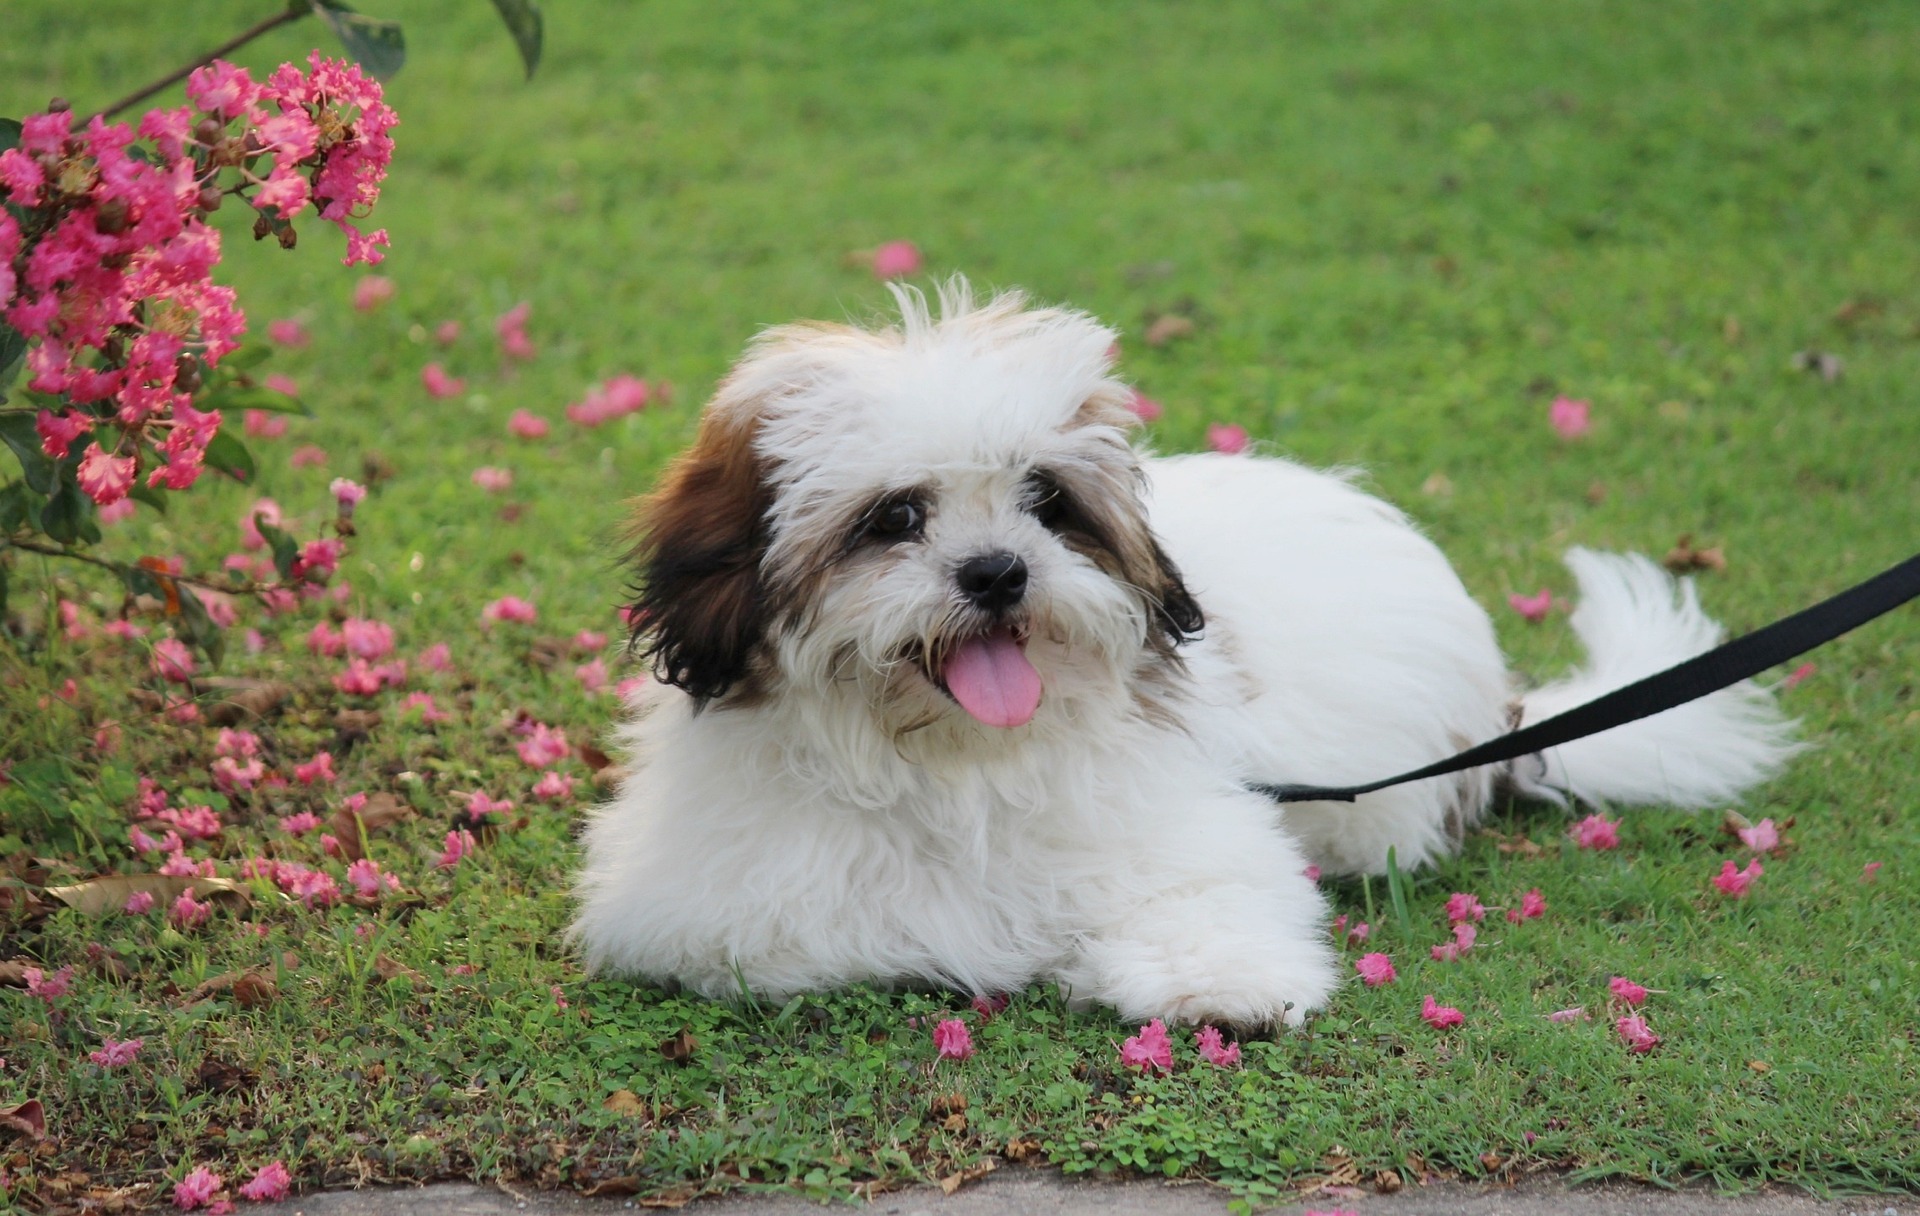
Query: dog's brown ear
1145,539,1205,648
624,407,773,704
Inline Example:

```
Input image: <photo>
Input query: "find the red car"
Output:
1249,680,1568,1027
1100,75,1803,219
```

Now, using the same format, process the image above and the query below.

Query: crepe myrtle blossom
353,275,394,311
434,319,460,346
267,319,308,347
1506,887,1547,923
291,443,328,467
1737,817,1780,854
496,301,536,360
1195,1025,1241,1068
1617,1014,1660,1054
238,1162,293,1203
508,409,550,439
465,790,515,819
871,240,923,279
575,657,609,693
565,374,649,427
278,811,322,835
1355,952,1397,987
90,1037,144,1067
1126,388,1163,422
1572,813,1621,850
1712,858,1764,897
422,362,465,398
932,1018,974,1061
1546,1007,1588,1024
1608,976,1649,1007
532,770,575,803
170,891,213,929
1119,1018,1174,1073
400,691,452,723
123,889,157,914
3,58,394,513
1206,423,1250,455
1420,994,1465,1029
437,828,478,870
151,637,196,683
1445,892,1486,923
244,409,288,438
293,751,335,785
517,723,569,768
1550,396,1592,439
173,1165,224,1211
1430,922,1477,963
417,642,454,671
24,964,74,1002
471,465,513,492
482,595,537,626
340,617,394,660
346,857,400,898
1509,588,1554,621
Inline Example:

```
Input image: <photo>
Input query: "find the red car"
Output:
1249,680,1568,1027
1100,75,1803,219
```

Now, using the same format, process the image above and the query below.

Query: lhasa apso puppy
573,280,1796,1026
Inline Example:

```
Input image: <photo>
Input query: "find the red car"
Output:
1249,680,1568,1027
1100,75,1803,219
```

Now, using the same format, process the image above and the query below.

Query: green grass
4,0,1919,1208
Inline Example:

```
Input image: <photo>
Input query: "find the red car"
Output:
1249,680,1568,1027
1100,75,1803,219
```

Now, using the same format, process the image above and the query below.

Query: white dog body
573,282,1795,1025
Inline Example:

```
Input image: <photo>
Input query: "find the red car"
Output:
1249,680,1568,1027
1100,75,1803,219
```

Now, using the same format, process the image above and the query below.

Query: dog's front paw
1062,890,1339,1028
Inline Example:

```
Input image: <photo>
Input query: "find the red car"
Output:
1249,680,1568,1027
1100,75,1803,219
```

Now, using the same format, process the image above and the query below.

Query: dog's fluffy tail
1509,548,1802,809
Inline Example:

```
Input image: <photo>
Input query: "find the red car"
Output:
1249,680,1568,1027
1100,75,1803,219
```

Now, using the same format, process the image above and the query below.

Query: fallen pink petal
932,1017,973,1060
1711,858,1764,897
1420,994,1464,1029
1119,1017,1174,1072
1608,976,1649,1007
1195,1025,1241,1067
1737,817,1780,854
871,240,923,279
1355,952,1397,987
1206,422,1249,454
1550,395,1591,438
1617,1014,1661,1053
1572,813,1621,850
1509,588,1554,621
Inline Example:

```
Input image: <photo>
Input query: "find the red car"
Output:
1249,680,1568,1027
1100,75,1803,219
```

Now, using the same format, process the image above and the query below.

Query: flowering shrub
0,56,398,659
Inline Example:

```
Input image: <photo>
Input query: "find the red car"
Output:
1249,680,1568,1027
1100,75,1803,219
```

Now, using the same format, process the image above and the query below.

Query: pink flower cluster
565,374,648,427
1119,1017,1173,1073
1,56,394,508
933,1017,974,1061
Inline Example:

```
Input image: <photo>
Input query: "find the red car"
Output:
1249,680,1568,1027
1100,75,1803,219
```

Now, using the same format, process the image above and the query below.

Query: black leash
1250,552,1920,804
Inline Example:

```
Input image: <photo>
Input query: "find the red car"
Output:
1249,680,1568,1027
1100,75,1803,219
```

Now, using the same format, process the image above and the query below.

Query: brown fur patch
624,402,774,705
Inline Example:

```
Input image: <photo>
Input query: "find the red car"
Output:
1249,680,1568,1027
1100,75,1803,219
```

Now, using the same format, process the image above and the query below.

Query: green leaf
310,0,407,81
217,344,274,374
255,516,300,581
202,382,311,417
489,0,544,79
202,429,257,485
0,480,34,531
0,319,25,403
0,118,20,153
39,479,99,546
175,583,226,669
1385,846,1414,946
0,412,58,495
128,480,168,515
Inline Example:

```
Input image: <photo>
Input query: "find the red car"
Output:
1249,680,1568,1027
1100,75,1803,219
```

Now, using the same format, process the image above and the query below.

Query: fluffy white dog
573,280,1797,1026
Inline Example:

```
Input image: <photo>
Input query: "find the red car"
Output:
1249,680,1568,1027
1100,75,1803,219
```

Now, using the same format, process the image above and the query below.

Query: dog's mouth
911,623,1043,729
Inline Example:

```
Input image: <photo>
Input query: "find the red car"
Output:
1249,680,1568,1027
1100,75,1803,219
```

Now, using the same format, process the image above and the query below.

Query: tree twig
3,535,267,598
92,7,310,123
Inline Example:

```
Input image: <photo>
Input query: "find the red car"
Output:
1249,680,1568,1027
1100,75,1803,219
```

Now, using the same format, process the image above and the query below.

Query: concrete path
257,1170,1914,1216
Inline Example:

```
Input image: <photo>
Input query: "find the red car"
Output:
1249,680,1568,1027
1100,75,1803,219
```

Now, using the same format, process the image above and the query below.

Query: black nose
956,552,1028,613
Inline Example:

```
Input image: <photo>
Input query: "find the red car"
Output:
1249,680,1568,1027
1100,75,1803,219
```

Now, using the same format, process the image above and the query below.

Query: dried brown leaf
602,1089,647,1118
637,1187,698,1209
182,967,276,1007
937,1160,996,1196
582,1177,642,1197
201,679,292,727
372,954,427,986
657,1028,698,1064
1142,314,1195,347
1663,534,1728,574
1002,1137,1042,1162
2,1099,46,1141
577,741,614,773
328,792,413,863
45,874,250,917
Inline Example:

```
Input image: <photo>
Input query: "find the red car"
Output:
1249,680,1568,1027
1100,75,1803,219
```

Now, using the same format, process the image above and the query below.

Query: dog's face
626,282,1201,742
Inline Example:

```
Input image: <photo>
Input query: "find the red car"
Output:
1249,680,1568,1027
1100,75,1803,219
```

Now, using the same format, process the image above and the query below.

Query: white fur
572,281,1799,1024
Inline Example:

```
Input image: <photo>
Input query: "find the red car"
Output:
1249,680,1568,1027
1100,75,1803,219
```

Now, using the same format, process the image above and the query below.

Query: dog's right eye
863,498,924,541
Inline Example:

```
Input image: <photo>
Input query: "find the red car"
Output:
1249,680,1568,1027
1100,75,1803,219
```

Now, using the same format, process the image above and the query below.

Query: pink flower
1507,888,1547,923
353,276,394,312
237,1161,292,1203
1445,892,1486,923
495,302,537,360
293,751,336,785
170,891,213,929
244,410,288,439
100,497,138,524
1126,389,1163,422
482,596,537,626
1420,994,1464,1029
290,444,328,468
278,811,322,835
417,642,454,671
465,790,515,819
123,890,157,914
1119,1018,1173,1073
434,320,461,347
1863,861,1883,884
1781,662,1816,690
1302,864,1321,883
1546,1007,1587,1024
346,858,399,898
1194,1025,1241,1068
871,240,923,279
1711,858,1763,897
1355,952,1397,987
1737,818,1780,854
267,319,309,347
333,659,384,696
564,375,650,427
1608,976,1649,1007
400,691,451,723
422,363,465,398
532,771,576,803
1572,813,1621,850
341,617,394,660
1509,589,1554,621
77,444,137,505
437,828,478,870
932,1017,974,1061
616,676,649,702
508,409,550,440
330,477,367,511
575,657,609,693
90,1037,144,1067
151,638,196,684
1550,396,1591,439
573,630,608,653
517,723,570,768
1430,922,1477,962
1206,423,1249,455
173,1165,224,1210
971,994,1010,1019
1616,1014,1660,1054
307,621,345,657
265,374,300,398
25,964,74,1002
471,466,513,492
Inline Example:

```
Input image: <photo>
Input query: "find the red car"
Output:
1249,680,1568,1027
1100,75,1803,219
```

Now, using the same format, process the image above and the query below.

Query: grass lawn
4,0,1919,1209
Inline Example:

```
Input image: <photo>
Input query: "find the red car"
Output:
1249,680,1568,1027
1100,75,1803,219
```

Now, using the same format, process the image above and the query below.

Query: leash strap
1249,552,1920,804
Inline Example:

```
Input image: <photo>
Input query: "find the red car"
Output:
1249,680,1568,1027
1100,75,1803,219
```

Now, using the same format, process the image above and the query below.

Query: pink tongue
941,628,1043,728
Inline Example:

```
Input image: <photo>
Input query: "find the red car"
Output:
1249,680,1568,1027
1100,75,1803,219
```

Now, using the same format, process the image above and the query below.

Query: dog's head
625,279,1202,738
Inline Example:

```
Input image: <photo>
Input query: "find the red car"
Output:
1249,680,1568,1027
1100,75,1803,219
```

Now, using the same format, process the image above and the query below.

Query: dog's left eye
1024,471,1074,532
864,498,924,540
